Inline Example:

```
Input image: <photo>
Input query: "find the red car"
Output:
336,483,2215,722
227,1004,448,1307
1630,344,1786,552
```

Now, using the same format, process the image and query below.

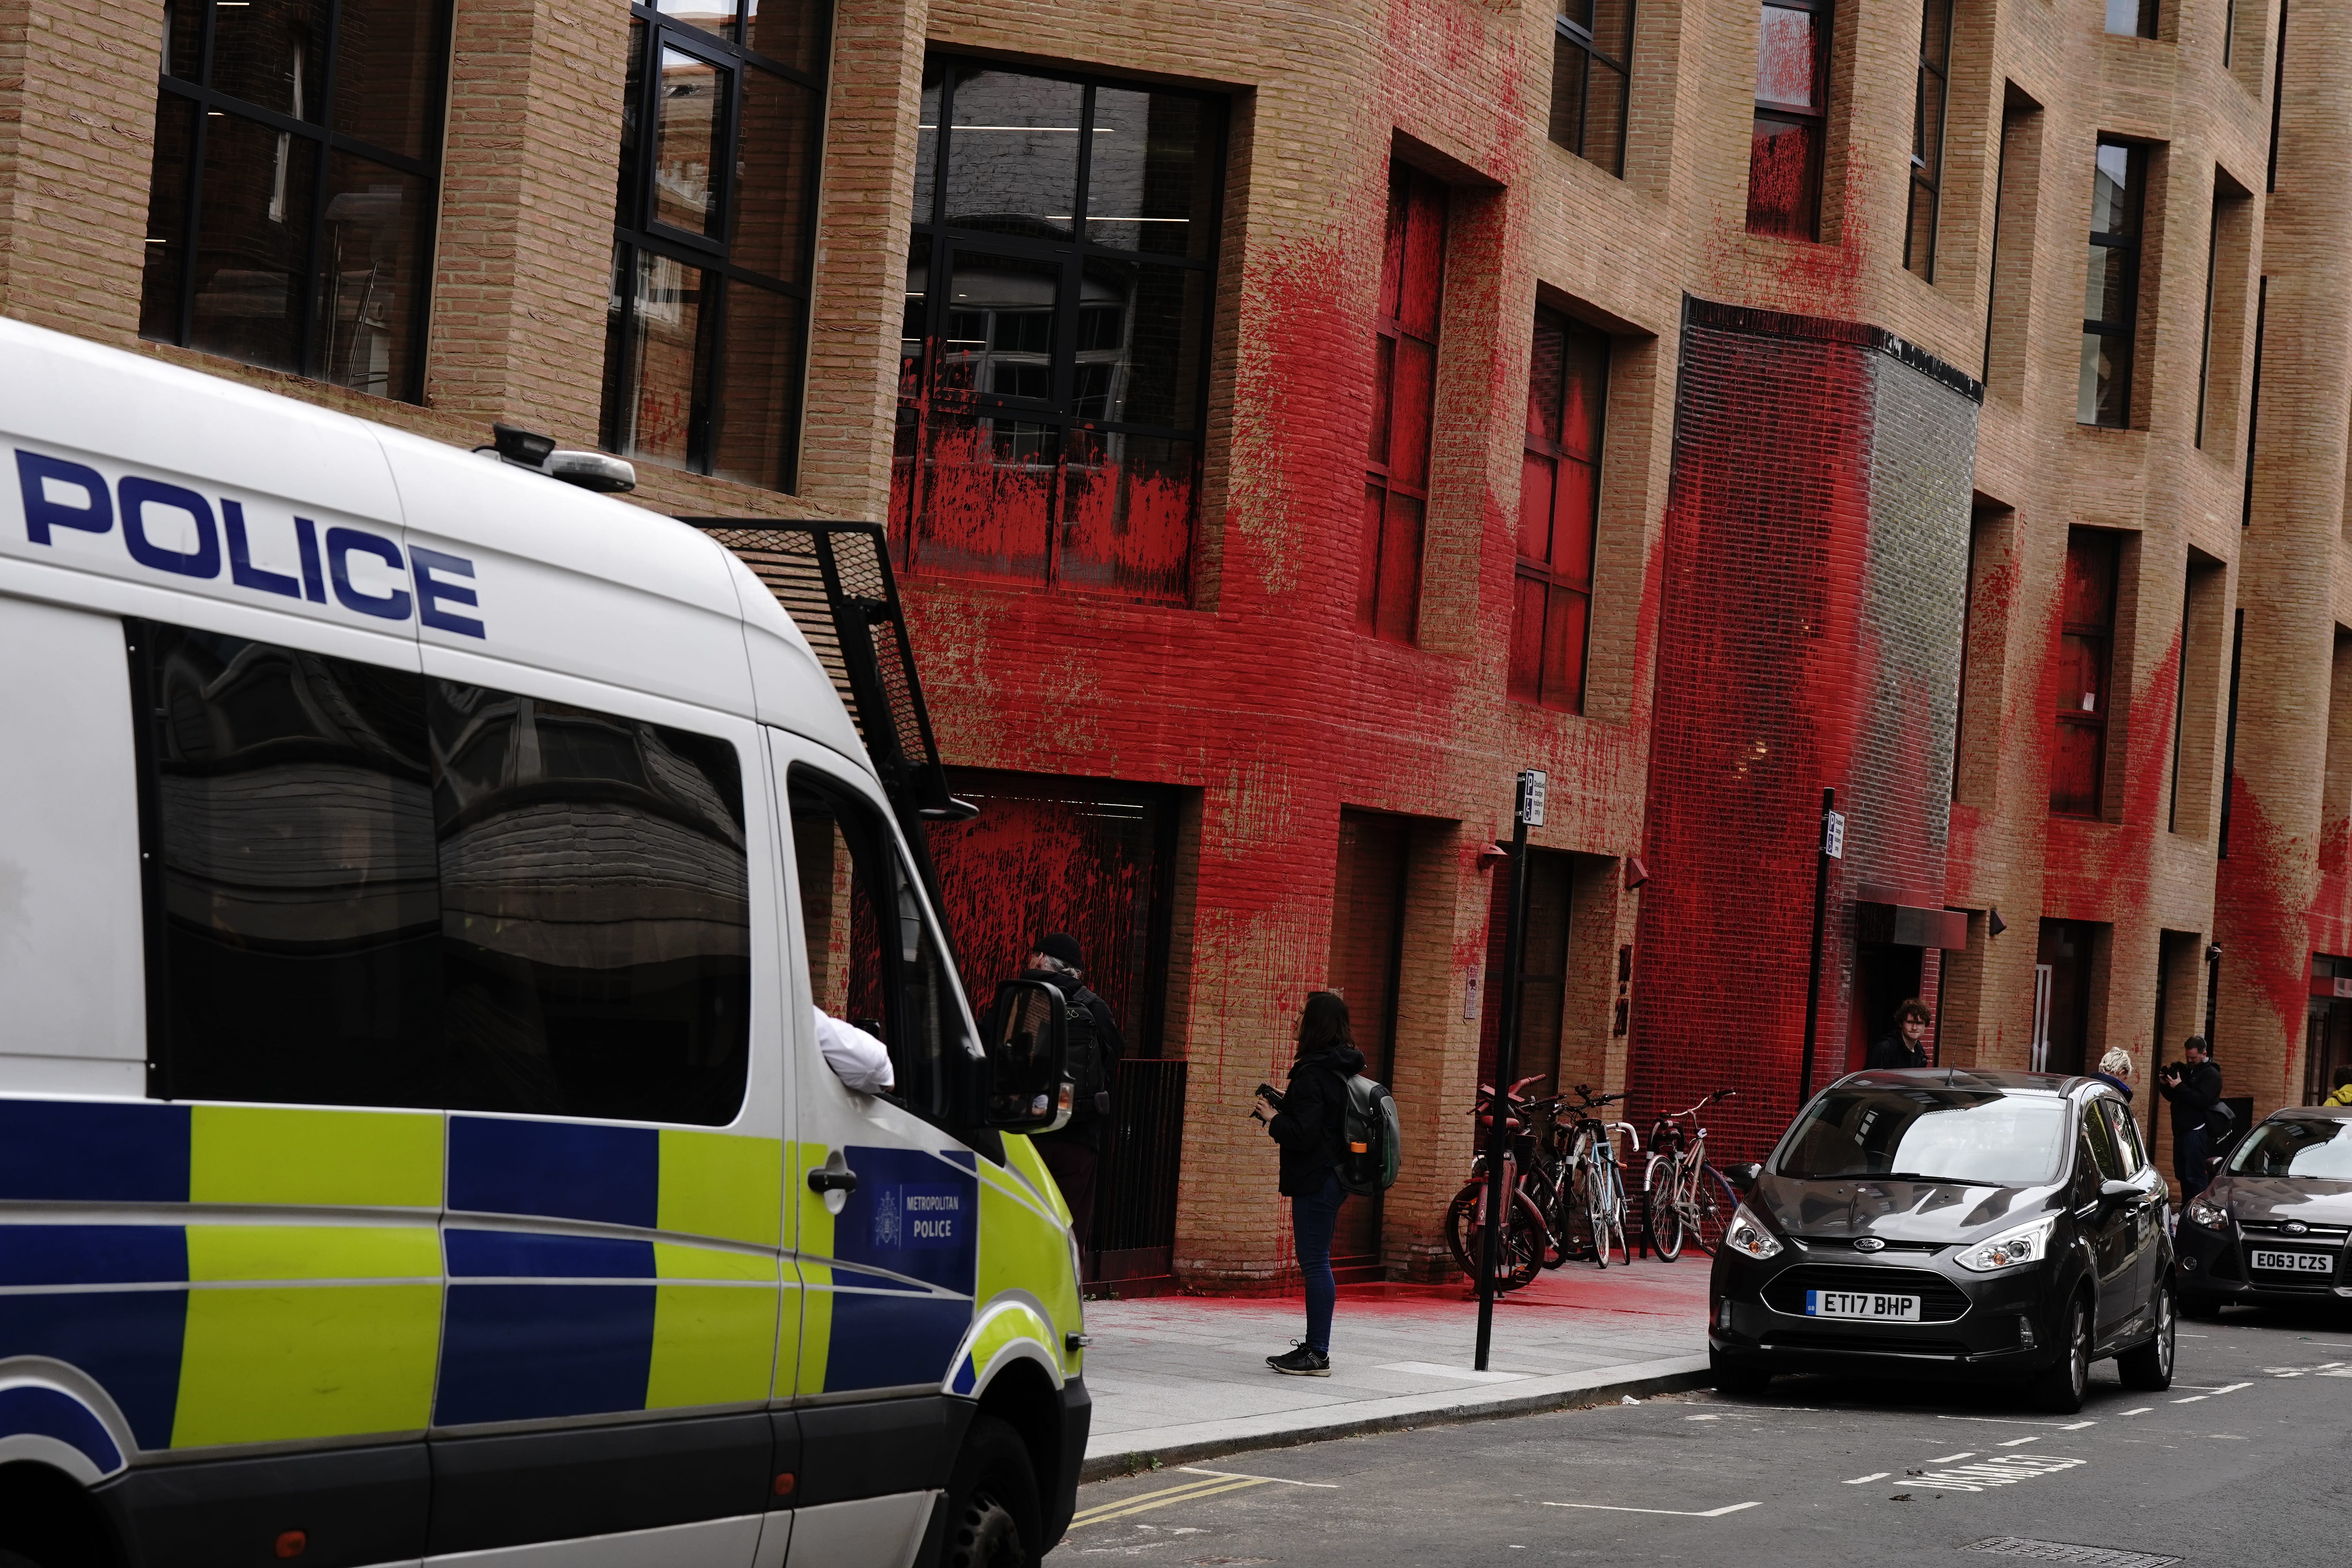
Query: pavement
1056,1299,2352,1565
1078,1254,1713,1478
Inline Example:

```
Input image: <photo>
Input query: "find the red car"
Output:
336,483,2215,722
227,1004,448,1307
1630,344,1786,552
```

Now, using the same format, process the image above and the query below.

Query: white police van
0,319,1086,1568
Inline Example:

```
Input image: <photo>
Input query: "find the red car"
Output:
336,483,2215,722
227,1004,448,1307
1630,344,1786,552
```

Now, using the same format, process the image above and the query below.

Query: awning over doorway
1855,885,1967,951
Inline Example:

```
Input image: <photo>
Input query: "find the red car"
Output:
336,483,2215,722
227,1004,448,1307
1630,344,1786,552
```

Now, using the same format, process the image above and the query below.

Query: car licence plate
2248,1248,2334,1275
1805,1289,1921,1321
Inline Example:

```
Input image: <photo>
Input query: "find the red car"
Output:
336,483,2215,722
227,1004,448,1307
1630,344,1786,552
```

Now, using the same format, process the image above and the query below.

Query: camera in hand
1255,1083,1285,1107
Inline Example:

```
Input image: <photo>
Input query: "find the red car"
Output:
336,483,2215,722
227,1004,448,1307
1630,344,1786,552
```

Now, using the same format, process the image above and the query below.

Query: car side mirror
1724,1161,1763,1194
2098,1178,2140,1210
984,978,1072,1133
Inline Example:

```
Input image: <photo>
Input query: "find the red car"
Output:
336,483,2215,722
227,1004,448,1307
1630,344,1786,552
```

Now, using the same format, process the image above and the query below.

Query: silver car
2174,1106,2352,1315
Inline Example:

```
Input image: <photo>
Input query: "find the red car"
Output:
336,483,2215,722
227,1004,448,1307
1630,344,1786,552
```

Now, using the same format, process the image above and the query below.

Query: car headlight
1956,1214,2060,1273
1722,1203,1784,1261
2185,1198,2229,1230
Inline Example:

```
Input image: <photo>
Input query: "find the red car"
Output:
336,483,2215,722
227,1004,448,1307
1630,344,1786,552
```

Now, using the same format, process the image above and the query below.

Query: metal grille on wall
1094,1059,1187,1284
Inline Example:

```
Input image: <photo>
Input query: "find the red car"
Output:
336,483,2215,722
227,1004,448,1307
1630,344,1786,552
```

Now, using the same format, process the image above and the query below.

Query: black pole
1798,786,1835,1104
1475,773,1540,1371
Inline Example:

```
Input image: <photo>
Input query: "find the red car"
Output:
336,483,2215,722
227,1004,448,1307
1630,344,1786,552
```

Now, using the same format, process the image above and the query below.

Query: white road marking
2060,1421,2097,1430
1543,1501,1762,1517
2171,1395,2207,1404
1933,1414,2070,1428
2121,1407,2154,1415
1903,1454,2087,1493
1685,1414,1721,1421
1931,1452,1976,1463
2321,1370,2352,1379
1997,1436,2042,1446
1844,1472,1891,1484
2208,1381,2252,1395
1176,1467,1339,1488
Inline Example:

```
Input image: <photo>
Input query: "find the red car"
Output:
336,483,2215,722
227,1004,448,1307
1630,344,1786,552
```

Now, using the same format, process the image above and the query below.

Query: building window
1748,0,1829,239
2106,0,2158,38
141,1,451,401
2052,529,2119,818
2080,141,2146,428
891,60,1223,605
603,1,829,493
1361,162,1448,644
1511,308,1606,713
1550,0,1633,176
1905,0,1951,278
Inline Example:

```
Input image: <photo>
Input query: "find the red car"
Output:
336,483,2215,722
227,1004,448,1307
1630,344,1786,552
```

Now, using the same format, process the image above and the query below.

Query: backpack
1337,1074,1401,1195
1061,985,1110,1119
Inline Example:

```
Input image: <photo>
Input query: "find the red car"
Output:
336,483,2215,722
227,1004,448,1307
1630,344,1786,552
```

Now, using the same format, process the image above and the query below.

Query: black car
1708,1069,2174,1412
2174,1105,2352,1314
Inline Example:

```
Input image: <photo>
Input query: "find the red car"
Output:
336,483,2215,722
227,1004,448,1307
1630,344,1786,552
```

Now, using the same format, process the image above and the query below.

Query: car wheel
937,1414,1042,1568
1710,1347,1771,1398
2029,1295,2091,1414
2117,1282,2176,1392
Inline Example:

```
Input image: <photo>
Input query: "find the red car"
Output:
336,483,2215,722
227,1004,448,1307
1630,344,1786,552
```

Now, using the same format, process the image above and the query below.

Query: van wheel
2117,1283,2176,1392
2030,1296,2091,1414
938,1414,1042,1568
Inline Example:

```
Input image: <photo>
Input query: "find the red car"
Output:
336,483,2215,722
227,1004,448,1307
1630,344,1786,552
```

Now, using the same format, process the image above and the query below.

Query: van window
2082,1099,2123,1182
788,767,965,1123
2099,1099,2146,1176
131,620,750,1123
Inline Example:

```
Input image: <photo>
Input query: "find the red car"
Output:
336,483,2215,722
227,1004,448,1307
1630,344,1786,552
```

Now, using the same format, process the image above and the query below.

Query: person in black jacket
1252,991,1363,1377
1865,998,1933,1070
2158,1036,2223,1200
1004,933,1124,1249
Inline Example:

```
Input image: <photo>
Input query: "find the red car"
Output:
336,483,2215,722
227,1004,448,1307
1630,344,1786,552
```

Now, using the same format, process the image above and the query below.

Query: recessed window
2051,530,2119,818
891,60,1223,604
141,0,450,401
1549,0,1633,176
1905,0,1952,279
2105,0,2158,38
603,1,830,492
1510,308,1606,713
2080,140,2147,428
1748,0,1829,240
1361,162,1448,645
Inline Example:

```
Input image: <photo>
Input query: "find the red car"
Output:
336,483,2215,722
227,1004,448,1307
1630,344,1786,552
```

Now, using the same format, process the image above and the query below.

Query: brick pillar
1381,821,1489,1281
0,0,162,343
425,0,632,446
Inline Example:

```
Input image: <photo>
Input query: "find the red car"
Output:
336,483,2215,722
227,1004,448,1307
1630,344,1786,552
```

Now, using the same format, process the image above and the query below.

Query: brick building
2,0,2339,1288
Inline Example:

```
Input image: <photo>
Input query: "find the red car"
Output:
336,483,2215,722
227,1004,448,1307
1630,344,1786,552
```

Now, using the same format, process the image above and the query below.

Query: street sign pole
1475,769,1545,1372
1798,786,1840,1103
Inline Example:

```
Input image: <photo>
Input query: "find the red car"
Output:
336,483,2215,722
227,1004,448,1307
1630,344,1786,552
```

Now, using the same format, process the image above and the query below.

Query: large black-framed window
892,58,1225,606
1549,0,1632,176
1748,0,1830,240
1905,0,1952,279
603,1,829,493
142,0,452,402
2080,140,2147,429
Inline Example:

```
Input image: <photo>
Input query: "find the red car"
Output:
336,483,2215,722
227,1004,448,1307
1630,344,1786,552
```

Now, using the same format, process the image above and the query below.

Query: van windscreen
1773,1087,2069,1186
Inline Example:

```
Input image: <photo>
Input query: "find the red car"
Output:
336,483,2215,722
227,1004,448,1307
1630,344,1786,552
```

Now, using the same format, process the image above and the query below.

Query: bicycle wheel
1689,1163,1735,1256
1644,1155,1685,1261
1585,1154,1614,1269
1445,1181,1546,1292
1601,1157,1631,1267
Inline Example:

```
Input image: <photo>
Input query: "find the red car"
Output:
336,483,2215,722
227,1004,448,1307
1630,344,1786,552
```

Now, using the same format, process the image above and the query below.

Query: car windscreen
1773,1087,2069,1185
2229,1118,2352,1180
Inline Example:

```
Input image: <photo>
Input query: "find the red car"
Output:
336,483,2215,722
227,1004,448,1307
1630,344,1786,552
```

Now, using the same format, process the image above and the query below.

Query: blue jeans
1291,1171,1348,1354
2175,1125,2212,1200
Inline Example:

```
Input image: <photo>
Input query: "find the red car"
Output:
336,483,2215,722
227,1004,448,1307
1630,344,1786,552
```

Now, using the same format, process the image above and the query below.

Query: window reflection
942,68,1083,238
654,46,726,237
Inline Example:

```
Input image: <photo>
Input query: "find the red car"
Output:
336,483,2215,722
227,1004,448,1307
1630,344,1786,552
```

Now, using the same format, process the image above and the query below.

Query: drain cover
1963,1539,2181,1567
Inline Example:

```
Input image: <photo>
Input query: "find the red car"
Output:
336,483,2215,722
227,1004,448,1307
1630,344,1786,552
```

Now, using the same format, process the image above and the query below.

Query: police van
0,319,1087,1568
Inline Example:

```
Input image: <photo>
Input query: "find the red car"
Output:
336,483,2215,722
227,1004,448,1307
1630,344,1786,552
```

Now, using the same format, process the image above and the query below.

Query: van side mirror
1723,1161,1764,1194
985,978,1072,1133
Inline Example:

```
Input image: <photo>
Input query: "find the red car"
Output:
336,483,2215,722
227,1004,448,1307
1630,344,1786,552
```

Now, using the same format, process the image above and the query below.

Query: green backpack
1337,1075,1402,1196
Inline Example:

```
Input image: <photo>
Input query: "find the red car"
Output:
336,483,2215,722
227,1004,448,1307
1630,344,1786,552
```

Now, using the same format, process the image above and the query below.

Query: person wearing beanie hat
995,932,1124,1252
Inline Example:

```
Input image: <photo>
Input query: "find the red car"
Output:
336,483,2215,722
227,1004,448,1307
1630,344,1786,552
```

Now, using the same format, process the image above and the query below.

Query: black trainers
1267,1346,1331,1376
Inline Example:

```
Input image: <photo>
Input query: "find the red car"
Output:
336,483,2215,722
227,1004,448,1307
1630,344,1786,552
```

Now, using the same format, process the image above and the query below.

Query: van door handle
808,1169,858,1194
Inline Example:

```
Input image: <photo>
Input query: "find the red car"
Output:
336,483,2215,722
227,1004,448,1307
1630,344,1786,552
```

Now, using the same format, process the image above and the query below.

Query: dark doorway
2307,954,2352,1104
1477,849,1575,1094
2036,918,2098,1075
929,770,1182,1286
1328,809,1409,1275
1848,942,1924,1071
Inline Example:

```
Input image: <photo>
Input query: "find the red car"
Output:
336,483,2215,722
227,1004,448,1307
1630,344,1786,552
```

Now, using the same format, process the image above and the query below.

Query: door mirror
1723,1161,1764,1194
985,978,1073,1132
2098,1178,2140,1211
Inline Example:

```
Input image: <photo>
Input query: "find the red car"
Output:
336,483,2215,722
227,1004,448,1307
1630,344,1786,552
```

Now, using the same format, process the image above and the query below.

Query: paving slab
1077,1255,1714,1477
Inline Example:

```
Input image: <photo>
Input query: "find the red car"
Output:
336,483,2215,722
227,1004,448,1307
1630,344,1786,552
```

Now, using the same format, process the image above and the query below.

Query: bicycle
1642,1087,1740,1261
1443,1074,1556,1293
1556,1085,1639,1269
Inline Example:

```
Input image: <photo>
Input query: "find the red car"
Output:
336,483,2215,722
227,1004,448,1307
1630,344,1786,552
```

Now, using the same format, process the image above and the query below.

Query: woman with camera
1251,991,1365,1377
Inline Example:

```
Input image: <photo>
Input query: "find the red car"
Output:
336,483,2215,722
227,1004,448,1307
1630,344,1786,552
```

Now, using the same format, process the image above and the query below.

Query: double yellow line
1067,1470,1280,1529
